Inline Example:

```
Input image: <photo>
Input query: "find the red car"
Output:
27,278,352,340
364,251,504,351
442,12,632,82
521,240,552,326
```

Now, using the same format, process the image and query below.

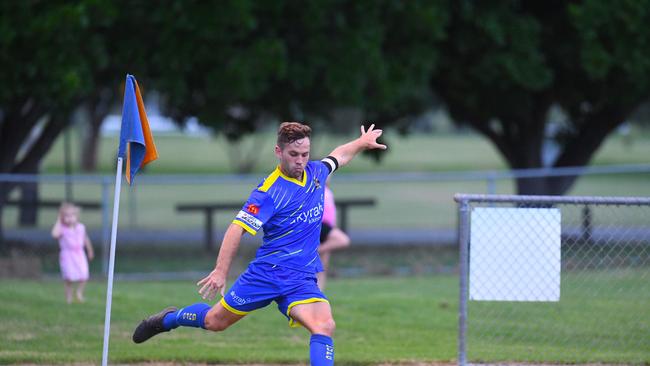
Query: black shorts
320,223,333,243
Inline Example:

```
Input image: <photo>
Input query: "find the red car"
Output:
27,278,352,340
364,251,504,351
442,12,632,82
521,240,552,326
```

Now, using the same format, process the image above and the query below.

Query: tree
0,1,118,241
148,0,446,171
431,0,650,195
0,0,447,244
77,0,158,172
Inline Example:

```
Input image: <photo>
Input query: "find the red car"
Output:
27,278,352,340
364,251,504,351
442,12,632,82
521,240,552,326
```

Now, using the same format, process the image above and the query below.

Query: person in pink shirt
317,178,351,290
51,202,94,304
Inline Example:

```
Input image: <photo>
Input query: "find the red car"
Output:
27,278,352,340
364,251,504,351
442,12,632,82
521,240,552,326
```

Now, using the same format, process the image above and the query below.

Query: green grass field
468,269,650,364
1,270,648,365
42,131,512,174
0,276,458,365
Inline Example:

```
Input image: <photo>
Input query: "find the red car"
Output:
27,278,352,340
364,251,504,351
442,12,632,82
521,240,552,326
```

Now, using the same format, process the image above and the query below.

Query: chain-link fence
455,194,650,365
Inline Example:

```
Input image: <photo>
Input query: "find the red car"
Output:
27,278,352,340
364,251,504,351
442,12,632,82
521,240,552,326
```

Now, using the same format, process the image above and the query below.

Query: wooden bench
176,203,243,252
332,198,375,232
176,198,376,252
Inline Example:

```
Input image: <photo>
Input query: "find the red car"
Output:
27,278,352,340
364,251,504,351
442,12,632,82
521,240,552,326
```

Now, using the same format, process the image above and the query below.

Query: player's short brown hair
277,122,311,148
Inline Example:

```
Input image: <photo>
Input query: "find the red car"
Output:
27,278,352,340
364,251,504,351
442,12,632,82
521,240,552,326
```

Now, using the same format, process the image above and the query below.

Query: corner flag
118,74,158,184
103,74,158,366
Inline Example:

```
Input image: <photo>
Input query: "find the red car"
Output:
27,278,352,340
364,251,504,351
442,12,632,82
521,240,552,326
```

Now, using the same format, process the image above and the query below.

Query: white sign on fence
469,207,561,302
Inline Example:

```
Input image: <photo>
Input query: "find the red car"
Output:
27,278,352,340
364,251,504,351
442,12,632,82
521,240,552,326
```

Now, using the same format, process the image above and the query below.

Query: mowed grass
1,270,649,365
41,131,513,174
41,129,650,175
468,269,650,364
0,275,458,365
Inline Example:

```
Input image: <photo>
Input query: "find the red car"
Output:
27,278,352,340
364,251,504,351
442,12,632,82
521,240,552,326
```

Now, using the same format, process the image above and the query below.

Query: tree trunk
515,176,548,196
0,99,45,172
81,112,103,172
81,90,114,172
3,111,70,238
18,178,38,227
515,175,579,196
0,185,6,249
0,100,46,246
545,174,582,196
499,105,627,196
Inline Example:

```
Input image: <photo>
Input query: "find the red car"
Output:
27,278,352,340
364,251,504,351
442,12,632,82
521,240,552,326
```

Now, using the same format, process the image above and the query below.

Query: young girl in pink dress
317,178,351,290
51,202,94,304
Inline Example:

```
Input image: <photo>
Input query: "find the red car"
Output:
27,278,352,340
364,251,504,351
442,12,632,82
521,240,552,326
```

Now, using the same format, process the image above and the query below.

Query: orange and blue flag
118,74,158,184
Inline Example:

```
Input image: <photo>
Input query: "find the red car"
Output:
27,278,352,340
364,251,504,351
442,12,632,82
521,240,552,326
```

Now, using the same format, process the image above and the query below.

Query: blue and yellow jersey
233,158,337,273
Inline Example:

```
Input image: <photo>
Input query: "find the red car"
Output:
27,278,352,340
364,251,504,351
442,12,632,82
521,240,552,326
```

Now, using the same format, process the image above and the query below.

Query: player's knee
314,318,336,336
333,229,350,247
203,313,229,332
334,236,350,249
340,234,351,247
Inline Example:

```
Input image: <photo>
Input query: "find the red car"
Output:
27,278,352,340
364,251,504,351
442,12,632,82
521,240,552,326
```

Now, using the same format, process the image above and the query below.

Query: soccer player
132,122,386,366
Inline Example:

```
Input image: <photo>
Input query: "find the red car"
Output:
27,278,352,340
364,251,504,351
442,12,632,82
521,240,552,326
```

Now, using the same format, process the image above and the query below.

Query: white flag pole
101,157,123,366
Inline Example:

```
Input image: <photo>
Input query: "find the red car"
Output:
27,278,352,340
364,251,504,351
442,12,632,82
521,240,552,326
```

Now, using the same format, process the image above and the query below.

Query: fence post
101,177,111,276
581,205,592,243
457,199,470,366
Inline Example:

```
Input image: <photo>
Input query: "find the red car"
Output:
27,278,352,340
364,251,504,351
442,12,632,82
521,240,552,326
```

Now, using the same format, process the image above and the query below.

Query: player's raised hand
360,124,387,150
197,269,226,300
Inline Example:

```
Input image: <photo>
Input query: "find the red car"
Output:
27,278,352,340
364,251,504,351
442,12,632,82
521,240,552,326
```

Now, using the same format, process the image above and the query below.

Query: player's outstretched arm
329,124,387,168
197,223,245,300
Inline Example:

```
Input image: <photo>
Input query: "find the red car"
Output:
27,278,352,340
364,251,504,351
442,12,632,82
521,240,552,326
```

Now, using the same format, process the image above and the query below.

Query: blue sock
310,334,334,366
162,303,211,330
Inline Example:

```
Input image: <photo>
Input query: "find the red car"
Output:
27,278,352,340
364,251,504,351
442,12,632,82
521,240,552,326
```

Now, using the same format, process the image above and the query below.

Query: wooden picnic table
176,203,242,252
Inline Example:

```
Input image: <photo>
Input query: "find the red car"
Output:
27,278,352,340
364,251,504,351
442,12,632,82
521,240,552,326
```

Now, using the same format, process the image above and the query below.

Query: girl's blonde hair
59,202,80,216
